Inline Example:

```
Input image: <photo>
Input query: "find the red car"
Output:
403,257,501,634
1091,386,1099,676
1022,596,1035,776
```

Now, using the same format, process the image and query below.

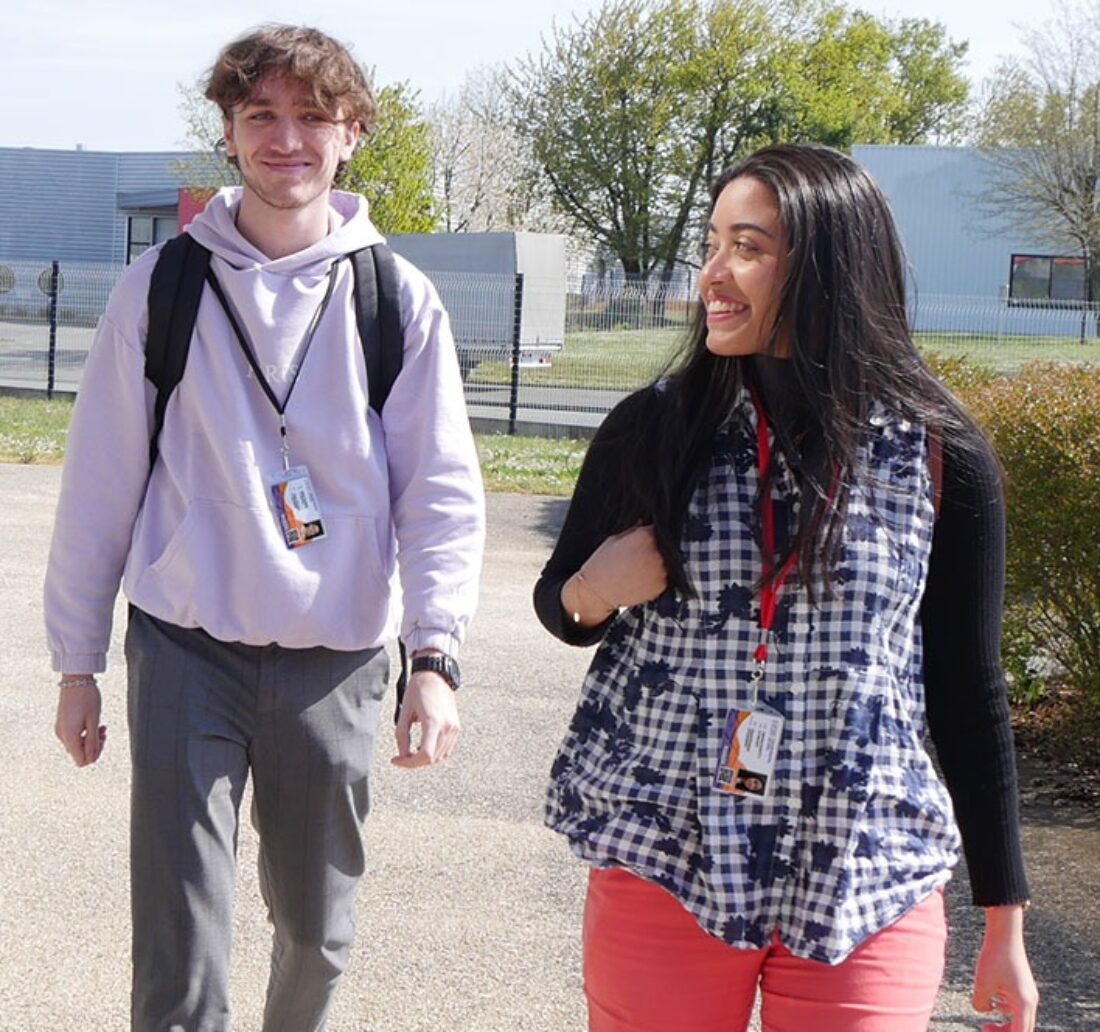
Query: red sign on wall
178,187,215,230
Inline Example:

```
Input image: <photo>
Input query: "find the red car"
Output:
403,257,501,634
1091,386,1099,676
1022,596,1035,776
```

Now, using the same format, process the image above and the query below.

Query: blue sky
2,0,1036,152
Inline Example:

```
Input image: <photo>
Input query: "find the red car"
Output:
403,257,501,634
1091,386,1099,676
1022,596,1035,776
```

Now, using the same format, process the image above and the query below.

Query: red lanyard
749,383,798,671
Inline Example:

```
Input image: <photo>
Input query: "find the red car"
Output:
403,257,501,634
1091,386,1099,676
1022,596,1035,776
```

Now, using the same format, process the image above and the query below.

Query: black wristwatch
409,653,461,690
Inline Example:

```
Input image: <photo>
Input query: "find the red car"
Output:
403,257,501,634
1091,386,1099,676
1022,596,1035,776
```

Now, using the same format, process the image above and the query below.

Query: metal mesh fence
0,260,117,391
1,257,1097,431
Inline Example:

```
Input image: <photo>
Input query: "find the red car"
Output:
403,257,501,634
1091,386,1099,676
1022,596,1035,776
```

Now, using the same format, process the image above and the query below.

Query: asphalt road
0,465,1097,1031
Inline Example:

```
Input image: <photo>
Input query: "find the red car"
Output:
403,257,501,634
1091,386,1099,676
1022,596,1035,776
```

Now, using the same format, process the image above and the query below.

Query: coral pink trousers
584,867,947,1032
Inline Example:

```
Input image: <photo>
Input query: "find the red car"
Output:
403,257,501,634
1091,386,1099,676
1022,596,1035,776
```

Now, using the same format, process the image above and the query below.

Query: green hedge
936,359,1100,709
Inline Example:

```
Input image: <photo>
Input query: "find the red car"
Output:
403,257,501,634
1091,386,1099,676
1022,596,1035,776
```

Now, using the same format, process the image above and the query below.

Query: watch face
440,657,460,689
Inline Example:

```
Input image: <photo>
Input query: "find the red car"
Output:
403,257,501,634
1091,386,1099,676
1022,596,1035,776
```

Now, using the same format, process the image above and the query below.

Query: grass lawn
0,395,72,463
468,327,1100,388
918,333,1100,373
470,327,683,390
474,432,587,495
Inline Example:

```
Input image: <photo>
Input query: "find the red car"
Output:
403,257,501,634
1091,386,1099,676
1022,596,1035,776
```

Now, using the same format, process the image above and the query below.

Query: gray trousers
125,609,387,1032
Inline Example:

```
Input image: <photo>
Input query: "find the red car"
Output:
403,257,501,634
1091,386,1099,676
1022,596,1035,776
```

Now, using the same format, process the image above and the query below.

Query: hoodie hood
178,186,387,381
185,186,385,275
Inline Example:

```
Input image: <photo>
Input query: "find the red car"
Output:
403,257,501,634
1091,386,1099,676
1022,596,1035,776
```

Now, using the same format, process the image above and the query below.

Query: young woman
533,144,1038,1031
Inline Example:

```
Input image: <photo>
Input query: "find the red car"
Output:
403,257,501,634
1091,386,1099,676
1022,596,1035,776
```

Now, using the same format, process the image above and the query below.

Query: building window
1009,254,1090,304
127,214,177,263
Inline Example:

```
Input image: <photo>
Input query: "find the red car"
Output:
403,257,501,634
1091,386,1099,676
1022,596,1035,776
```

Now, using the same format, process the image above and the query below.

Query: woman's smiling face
699,176,789,358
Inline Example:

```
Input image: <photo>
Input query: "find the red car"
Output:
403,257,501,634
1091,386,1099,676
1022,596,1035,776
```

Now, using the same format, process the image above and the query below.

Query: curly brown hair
204,24,376,133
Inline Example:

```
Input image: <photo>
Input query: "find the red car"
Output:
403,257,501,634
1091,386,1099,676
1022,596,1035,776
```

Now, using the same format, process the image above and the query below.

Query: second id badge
714,706,784,798
267,465,326,549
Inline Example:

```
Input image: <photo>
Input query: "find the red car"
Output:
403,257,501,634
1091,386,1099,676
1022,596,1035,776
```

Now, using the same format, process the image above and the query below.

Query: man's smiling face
223,73,360,216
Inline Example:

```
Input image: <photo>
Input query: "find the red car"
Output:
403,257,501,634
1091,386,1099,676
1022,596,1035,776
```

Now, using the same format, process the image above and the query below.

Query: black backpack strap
145,234,211,468
393,639,408,724
351,244,407,718
351,243,403,415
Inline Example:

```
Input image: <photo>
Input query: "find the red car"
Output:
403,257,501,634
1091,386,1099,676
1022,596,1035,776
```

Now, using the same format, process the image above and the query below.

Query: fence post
46,260,60,399
508,272,524,435
1081,253,1093,345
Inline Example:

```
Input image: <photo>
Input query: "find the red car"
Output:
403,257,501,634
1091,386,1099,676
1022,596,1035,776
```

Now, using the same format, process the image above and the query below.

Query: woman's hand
563,525,668,626
972,905,1038,1032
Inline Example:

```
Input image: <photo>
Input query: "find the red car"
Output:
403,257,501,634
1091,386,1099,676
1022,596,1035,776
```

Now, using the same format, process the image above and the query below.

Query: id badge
714,706,784,798
267,465,326,549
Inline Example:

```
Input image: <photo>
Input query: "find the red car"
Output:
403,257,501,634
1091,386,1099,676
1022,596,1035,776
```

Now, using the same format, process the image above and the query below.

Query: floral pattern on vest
546,384,960,964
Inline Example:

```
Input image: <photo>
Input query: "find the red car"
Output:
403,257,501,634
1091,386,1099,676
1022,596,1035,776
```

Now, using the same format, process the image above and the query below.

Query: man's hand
54,679,107,767
972,905,1039,1032
392,670,460,769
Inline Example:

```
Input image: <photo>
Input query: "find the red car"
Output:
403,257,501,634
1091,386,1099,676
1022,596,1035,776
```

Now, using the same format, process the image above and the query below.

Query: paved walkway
0,464,1096,1030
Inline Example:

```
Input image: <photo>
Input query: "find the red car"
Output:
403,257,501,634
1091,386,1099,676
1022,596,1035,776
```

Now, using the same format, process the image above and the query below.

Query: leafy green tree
886,17,970,144
342,81,437,234
771,4,969,148
508,0,969,280
509,0,775,281
974,0,1100,330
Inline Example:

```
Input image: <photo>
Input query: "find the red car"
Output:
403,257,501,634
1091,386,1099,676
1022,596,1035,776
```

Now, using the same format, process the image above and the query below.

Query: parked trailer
387,232,567,378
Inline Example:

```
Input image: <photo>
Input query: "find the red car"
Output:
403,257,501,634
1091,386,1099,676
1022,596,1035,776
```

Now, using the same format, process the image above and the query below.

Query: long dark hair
603,142,983,597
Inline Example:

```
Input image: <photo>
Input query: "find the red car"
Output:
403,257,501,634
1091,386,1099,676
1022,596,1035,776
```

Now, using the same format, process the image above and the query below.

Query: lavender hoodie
45,188,484,672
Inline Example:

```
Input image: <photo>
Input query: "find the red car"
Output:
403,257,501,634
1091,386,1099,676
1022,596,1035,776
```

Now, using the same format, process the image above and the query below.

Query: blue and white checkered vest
546,385,961,964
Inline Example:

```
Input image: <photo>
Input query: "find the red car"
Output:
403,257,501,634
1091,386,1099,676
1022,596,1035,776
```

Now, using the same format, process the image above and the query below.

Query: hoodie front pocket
131,499,395,647
148,505,198,574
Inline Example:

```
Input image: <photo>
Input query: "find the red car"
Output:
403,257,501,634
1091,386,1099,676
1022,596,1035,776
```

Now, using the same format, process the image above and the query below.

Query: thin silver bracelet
576,568,618,615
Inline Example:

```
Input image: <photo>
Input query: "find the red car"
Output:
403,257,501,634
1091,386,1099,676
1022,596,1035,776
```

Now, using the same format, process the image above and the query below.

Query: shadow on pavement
533,496,570,545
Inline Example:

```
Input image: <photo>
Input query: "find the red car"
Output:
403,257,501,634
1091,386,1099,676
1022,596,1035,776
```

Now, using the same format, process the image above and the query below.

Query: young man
45,25,484,1031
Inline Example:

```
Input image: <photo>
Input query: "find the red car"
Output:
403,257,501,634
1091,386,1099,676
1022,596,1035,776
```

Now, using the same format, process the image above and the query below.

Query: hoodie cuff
401,627,461,659
50,650,108,676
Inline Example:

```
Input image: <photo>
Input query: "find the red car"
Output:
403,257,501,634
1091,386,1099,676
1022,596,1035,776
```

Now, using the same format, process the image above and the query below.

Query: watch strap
409,653,461,690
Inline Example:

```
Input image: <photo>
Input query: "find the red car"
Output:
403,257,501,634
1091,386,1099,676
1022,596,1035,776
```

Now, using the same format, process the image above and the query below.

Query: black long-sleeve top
533,390,1030,906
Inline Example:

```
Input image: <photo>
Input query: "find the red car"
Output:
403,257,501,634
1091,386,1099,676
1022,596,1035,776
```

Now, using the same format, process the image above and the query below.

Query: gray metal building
854,144,1087,336
0,146,190,265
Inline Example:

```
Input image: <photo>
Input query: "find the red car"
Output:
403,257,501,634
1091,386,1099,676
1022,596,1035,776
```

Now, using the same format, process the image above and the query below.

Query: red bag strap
928,425,943,520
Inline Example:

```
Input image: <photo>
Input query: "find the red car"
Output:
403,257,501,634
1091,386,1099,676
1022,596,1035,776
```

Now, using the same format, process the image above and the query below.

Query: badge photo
715,706,784,798
268,465,326,549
